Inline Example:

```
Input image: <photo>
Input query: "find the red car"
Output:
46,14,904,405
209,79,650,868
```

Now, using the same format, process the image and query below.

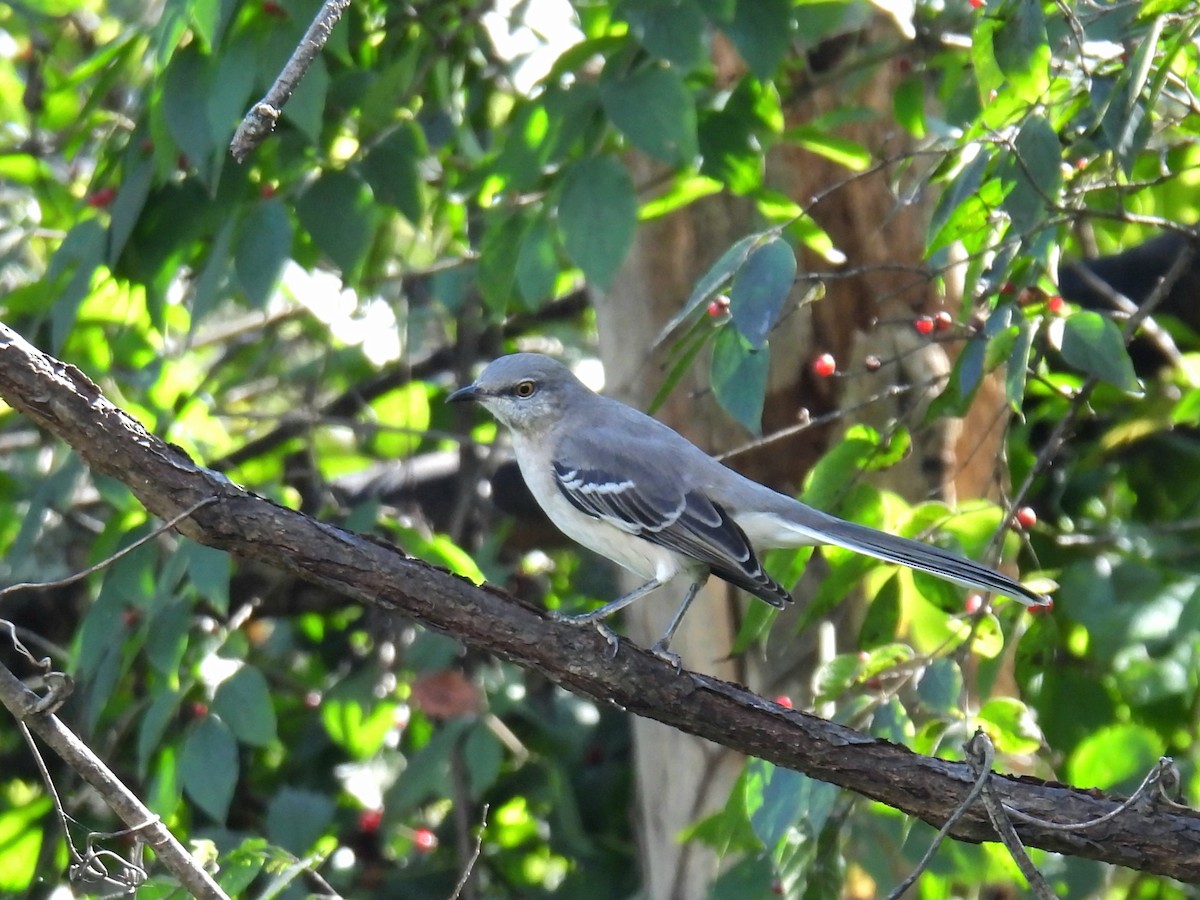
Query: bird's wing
550,440,791,607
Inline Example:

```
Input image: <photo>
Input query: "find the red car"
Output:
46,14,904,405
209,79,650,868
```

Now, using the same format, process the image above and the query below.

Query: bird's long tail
779,506,1050,608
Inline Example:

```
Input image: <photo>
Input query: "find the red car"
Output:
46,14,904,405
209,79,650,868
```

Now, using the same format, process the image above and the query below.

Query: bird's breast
511,436,689,583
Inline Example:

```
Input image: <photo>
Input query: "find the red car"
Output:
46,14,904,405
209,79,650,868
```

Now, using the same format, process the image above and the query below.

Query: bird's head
448,353,588,434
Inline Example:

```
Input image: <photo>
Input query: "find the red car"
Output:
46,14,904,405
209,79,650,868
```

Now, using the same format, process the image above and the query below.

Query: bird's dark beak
447,383,480,403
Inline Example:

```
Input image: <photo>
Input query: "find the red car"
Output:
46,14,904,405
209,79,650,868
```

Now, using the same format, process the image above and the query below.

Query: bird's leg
551,578,665,657
551,578,664,625
649,576,708,670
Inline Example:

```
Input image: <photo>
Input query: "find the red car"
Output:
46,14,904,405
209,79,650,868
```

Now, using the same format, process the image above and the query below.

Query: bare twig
230,0,352,161
883,731,994,900
966,732,1054,900
447,804,489,900
0,497,217,604
0,663,230,900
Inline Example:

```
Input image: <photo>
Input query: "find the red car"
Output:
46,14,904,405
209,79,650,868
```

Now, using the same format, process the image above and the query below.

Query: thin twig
1003,758,1178,831
883,731,994,900
966,732,1055,900
0,497,217,605
447,804,489,900
230,0,352,161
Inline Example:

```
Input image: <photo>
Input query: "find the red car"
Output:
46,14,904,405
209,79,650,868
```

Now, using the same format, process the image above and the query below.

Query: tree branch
230,0,351,162
1,320,1199,882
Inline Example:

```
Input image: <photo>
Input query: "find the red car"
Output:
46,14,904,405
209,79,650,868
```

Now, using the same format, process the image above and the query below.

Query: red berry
706,295,730,317
358,809,383,834
969,0,984,7
261,0,289,17
1013,507,1037,530
86,187,117,208
775,695,793,709
190,702,208,719
913,315,935,335
999,282,1015,295
1047,295,1065,315
1075,158,1088,171
304,691,322,708
812,353,837,378
964,594,985,615
259,183,277,199
934,311,954,331
864,354,882,372
413,827,437,852
1029,598,1054,616
121,607,142,628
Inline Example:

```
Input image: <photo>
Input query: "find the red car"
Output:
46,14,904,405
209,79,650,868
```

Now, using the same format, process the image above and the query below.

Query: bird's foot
595,622,620,658
549,608,602,625
649,640,682,672
549,610,621,657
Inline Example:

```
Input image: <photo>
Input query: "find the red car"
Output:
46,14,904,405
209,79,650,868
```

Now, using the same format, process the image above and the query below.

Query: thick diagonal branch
1,321,1199,882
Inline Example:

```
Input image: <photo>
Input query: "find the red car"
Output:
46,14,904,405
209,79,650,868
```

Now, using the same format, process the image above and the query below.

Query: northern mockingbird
450,353,1050,665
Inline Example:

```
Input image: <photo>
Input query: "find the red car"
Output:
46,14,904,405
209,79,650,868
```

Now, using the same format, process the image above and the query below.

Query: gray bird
449,352,1049,666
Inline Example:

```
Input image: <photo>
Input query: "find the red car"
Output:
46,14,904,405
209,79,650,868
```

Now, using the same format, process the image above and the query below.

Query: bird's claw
649,641,682,672
594,622,620,658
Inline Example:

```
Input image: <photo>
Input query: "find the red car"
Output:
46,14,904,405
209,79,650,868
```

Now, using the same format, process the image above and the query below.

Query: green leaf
181,715,239,823
186,542,231,615
107,155,155,265
894,75,926,138
723,0,793,79
1058,311,1140,391
266,788,335,855
235,199,293,309
0,797,51,892
216,838,269,896
478,208,527,313
361,123,426,223
192,218,235,328
1067,723,1164,792
48,219,105,352
729,236,796,348
599,62,698,164
709,855,776,899
161,45,214,183
557,156,637,289
137,686,182,778
992,0,1050,102
627,0,707,70
698,107,763,194
786,126,872,172
870,697,913,744
858,575,901,648
1002,114,1062,232
515,216,559,304
322,670,398,759
145,600,190,677
463,722,504,799
213,665,277,747
655,233,759,343
295,169,378,277
976,696,1042,754
917,658,964,715
711,327,768,434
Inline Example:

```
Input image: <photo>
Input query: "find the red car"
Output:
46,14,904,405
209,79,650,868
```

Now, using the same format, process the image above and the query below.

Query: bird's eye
515,380,536,398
